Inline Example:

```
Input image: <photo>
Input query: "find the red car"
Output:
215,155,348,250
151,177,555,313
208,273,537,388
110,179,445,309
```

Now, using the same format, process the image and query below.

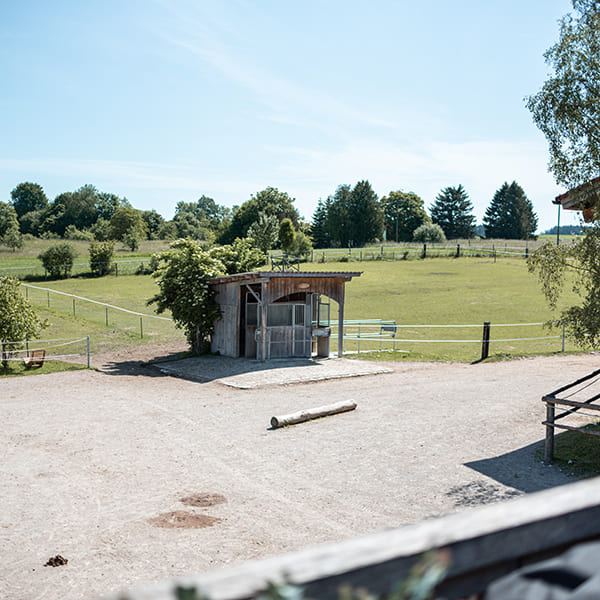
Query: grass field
9,253,583,364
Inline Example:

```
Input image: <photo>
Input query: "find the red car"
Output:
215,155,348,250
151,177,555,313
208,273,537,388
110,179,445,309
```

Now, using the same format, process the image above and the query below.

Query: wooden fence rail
105,477,600,600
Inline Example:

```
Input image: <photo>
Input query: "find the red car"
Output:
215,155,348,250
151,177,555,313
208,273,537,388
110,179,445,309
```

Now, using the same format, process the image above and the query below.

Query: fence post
47,290,50,308
422,244,427,259
73,298,76,317
106,306,109,327
456,244,460,258
381,245,383,257
481,321,491,360
87,336,90,369
140,316,143,338
99,262,102,277
562,323,566,352
544,401,555,463
115,263,118,277
525,247,529,258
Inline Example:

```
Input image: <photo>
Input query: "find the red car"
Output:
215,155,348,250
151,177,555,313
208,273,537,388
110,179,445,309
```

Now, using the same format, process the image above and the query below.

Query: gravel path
1,350,598,600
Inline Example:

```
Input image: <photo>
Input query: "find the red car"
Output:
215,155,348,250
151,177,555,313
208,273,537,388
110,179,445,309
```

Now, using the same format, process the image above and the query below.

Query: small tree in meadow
413,223,447,243
89,241,115,276
38,242,77,278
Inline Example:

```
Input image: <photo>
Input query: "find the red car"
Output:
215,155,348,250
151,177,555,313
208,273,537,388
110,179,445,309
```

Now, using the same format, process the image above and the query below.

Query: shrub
64,225,94,241
38,243,77,278
89,241,115,276
413,223,447,243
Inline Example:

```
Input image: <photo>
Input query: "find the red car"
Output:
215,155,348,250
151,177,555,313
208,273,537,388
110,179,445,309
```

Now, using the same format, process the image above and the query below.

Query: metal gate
267,302,311,359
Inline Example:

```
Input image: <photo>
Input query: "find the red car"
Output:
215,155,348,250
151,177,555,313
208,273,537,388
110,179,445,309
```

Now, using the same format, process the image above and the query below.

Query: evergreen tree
311,199,331,248
347,180,383,246
325,185,352,246
430,185,476,239
483,181,538,239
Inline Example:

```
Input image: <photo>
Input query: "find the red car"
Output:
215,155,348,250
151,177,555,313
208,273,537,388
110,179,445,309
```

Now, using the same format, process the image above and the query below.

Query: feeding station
208,269,361,361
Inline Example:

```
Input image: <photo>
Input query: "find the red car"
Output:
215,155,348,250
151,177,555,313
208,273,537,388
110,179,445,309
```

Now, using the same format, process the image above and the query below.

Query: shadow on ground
143,354,393,388
464,439,575,494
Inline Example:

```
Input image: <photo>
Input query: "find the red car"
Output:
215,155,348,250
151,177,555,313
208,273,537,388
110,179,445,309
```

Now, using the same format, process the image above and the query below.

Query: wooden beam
270,400,357,428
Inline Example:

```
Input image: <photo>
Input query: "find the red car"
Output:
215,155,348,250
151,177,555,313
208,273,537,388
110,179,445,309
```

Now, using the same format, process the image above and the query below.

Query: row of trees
311,181,538,248
2,177,539,255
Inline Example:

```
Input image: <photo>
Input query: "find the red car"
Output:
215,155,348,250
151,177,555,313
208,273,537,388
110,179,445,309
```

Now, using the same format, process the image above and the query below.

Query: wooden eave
208,271,362,285
554,176,600,210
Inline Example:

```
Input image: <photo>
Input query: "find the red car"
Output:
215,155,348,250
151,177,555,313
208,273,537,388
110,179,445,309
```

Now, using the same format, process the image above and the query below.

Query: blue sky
0,0,580,232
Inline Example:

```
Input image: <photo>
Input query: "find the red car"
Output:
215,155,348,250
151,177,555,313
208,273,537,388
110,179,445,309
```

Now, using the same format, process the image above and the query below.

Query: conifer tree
483,181,538,239
430,185,476,239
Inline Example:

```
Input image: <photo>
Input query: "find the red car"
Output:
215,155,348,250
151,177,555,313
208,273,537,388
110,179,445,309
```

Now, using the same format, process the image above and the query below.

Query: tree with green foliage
430,185,476,239
278,218,296,252
110,206,148,250
529,229,600,348
526,0,600,189
149,238,264,353
413,223,447,243
39,185,99,237
220,187,299,243
325,184,352,246
141,209,166,240
311,198,331,248
0,202,23,250
173,196,231,241
347,180,383,246
290,230,313,257
527,1,600,350
10,182,48,220
483,181,538,239
381,191,430,242
0,277,48,367
247,212,279,254
89,241,115,276
38,243,77,278
209,237,265,274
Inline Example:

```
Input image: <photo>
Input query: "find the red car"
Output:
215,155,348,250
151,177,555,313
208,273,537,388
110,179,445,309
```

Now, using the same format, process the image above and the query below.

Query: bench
23,349,46,368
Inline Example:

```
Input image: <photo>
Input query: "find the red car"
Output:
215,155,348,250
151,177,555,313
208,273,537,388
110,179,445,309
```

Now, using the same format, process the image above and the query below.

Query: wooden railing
106,477,600,600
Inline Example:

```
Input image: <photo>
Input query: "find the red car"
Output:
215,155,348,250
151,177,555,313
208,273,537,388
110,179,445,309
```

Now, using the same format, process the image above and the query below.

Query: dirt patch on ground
148,511,222,529
2,349,600,600
180,493,227,507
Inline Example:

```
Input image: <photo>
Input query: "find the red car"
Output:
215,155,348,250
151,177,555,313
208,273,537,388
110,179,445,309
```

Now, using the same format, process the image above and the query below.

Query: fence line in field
20,283,174,339
1,336,90,368
329,319,567,357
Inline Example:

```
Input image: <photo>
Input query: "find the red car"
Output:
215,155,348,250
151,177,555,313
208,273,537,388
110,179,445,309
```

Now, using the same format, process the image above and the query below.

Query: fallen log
271,400,357,428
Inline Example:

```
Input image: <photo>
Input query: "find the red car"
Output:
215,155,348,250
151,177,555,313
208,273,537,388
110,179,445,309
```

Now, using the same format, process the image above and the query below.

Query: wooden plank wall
103,477,600,600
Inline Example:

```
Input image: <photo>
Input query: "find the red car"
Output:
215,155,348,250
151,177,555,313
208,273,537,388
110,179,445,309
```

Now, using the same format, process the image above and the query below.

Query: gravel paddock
1,350,598,600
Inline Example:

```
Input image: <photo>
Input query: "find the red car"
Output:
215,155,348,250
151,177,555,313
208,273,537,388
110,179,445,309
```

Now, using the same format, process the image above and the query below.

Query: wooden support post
545,401,556,463
261,282,268,362
338,288,345,358
271,400,357,428
456,244,460,258
481,321,490,360
422,243,427,259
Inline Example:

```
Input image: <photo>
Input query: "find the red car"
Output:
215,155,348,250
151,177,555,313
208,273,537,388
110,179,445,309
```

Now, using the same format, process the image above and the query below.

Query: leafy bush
64,225,94,241
38,242,77,279
413,223,447,243
89,241,115,276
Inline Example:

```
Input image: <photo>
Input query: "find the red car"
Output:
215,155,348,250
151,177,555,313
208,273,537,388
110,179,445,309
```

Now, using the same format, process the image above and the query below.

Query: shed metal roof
209,271,362,285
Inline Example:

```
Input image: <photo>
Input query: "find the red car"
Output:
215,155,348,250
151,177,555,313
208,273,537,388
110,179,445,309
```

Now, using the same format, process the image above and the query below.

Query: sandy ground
1,348,599,600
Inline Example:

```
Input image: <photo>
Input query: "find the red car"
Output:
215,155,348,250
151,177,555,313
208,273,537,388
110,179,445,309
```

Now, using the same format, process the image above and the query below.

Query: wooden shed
208,271,361,361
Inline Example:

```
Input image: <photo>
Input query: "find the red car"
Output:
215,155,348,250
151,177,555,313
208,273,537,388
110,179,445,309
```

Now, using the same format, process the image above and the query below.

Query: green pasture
15,254,584,363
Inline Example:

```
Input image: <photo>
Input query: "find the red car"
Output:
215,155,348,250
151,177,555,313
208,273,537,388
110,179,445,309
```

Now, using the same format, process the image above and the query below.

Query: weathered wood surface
105,477,600,600
270,400,357,428
542,396,600,411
